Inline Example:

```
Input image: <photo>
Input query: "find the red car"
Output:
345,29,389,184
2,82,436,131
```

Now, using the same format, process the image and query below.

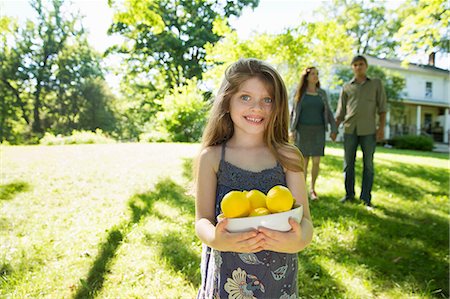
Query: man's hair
351,55,368,66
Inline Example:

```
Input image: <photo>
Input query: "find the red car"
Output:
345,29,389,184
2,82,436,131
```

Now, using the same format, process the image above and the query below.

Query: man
335,55,387,208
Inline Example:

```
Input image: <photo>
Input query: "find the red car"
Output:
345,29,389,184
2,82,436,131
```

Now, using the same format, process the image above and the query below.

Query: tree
0,0,114,143
319,0,401,57
395,0,449,63
48,40,105,134
155,78,210,142
25,0,79,133
108,0,259,89
203,20,353,94
78,78,118,134
0,16,29,143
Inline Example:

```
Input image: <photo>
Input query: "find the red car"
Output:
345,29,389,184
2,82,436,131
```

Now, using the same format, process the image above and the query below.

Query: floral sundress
197,143,299,299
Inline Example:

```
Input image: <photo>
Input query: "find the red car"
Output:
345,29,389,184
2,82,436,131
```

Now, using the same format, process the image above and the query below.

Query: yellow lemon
266,185,294,213
221,191,250,218
249,207,271,217
246,189,267,210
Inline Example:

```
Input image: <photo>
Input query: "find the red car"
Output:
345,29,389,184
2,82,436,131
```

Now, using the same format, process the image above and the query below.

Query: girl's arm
195,147,264,252
258,159,313,253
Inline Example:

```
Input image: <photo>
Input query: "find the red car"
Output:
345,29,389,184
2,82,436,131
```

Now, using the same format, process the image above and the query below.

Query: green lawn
1,142,448,298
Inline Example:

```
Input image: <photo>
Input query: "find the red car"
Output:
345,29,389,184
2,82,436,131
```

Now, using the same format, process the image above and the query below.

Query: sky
0,0,448,69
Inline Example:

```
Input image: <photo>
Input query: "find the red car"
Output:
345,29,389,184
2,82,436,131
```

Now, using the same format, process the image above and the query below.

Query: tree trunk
32,83,43,133
32,53,50,134
1,79,30,125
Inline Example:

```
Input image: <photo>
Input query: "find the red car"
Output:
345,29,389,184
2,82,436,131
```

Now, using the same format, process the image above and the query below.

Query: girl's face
306,68,319,85
229,77,274,137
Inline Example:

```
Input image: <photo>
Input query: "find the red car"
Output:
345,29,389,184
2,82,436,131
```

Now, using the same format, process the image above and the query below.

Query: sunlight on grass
1,142,448,298
152,199,192,224
317,257,375,298
314,218,357,252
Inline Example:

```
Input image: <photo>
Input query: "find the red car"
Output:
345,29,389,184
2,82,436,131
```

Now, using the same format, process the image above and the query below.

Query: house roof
403,98,450,108
366,55,450,76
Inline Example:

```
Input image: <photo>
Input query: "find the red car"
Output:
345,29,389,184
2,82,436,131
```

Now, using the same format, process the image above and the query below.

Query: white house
367,54,450,143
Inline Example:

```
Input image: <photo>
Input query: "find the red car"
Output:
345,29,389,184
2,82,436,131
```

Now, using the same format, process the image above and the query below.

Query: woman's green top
298,93,325,126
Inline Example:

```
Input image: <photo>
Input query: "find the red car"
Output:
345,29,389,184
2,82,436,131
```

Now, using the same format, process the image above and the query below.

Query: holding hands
330,132,337,141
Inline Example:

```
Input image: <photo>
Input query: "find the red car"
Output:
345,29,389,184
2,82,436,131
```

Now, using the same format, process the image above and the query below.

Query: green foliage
139,130,170,143
154,79,210,142
320,0,401,57
0,16,30,144
204,21,353,93
77,78,118,134
204,31,276,88
111,69,164,142
392,135,434,151
395,0,449,61
0,0,112,144
39,129,116,145
108,0,259,89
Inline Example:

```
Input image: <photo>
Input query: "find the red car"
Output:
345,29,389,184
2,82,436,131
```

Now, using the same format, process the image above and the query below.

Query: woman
290,67,338,200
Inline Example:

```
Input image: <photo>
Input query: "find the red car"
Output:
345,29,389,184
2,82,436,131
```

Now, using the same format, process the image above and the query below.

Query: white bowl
217,205,303,233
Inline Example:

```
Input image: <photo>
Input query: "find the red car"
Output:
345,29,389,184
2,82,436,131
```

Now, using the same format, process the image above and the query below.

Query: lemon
249,207,271,217
246,189,267,210
266,185,294,213
221,191,250,218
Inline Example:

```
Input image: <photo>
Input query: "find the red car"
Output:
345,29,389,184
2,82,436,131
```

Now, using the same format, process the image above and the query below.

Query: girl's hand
257,218,309,253
212,218,265,253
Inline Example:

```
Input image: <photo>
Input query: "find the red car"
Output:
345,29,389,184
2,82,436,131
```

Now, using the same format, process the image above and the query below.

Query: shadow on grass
182,157,194,181
322,152,449,200
144,231,200,286
134,178,200,285
297,252,345,298
0,181,31,201
74,228,124,299
327,142,448,160
310,195,449,297
74,177,198,298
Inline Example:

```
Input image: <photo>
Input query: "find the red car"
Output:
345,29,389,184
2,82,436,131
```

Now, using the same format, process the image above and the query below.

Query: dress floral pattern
197,144,299,299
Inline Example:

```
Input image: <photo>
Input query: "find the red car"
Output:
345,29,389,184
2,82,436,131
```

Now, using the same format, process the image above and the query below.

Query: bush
39,129,116,145
155,79,210,142
392,135,434,151
139,131,170,143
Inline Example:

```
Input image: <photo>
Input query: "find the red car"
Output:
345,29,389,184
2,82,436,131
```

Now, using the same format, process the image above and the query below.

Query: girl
195,58,313,298
290,67,338,201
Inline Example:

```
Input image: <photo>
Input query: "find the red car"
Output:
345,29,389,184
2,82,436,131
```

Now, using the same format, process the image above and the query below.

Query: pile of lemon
221,185,295,218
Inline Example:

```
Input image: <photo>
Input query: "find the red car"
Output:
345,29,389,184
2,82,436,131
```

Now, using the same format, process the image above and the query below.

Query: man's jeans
343,133,376,203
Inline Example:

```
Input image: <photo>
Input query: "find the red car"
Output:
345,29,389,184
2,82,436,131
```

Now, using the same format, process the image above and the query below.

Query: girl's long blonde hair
201,58,303,172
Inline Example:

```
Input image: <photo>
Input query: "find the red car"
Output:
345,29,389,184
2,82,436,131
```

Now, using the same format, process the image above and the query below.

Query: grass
1,142,448,298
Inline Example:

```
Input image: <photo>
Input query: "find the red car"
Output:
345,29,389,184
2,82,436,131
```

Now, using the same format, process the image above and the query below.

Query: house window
425,82,432,98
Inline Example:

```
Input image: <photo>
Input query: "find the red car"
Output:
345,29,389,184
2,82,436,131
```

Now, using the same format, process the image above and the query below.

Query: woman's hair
293,67,320,104
200,58,303,172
